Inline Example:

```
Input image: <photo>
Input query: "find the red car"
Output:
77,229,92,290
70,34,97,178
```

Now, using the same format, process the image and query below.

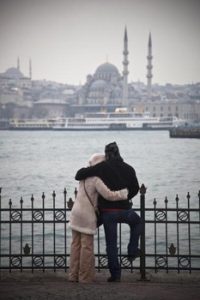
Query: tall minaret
29,58,32,79
122,26,129,107
17,56,20,71
146,32,153,99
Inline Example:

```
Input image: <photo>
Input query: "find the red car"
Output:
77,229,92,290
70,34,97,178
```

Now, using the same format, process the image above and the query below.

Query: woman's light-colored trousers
68,230,95,283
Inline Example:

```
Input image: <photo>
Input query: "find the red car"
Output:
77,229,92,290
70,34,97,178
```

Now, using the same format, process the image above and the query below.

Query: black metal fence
0,186,200,280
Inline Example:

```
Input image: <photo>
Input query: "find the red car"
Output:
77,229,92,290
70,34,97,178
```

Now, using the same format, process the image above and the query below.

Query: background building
0,29,200,124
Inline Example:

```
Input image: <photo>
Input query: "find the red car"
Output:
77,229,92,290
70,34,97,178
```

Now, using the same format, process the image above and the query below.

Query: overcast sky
0,0,199,85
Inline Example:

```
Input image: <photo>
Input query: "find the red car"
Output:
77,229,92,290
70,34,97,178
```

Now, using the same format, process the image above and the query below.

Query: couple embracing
69,142,142,283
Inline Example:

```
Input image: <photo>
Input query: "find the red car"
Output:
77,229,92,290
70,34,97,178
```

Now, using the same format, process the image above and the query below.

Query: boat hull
53,126,170,131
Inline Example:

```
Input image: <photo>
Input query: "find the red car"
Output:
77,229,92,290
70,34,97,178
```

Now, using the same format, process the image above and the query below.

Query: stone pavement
0,270,200,300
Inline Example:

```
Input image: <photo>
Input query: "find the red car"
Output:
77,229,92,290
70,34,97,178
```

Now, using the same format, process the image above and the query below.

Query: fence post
140,184,147,280
0,188,1,278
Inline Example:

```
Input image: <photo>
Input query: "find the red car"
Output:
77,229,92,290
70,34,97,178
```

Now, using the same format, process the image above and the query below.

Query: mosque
0,27,155,119
74,27,153,112
0,57,32,90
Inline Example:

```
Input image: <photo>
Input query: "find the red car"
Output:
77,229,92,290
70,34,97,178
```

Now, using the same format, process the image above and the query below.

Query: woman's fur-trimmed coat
70,177,128,235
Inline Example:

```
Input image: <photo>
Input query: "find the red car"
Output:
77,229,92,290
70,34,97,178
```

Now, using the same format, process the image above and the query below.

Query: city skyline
0,0,200,86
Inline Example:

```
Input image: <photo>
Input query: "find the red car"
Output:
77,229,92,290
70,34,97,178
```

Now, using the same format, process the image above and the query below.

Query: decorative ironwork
120,256,132,267
55,256,65,268
33,256,44,267
11,210,22,221
156,256,167,268
11,256,22,267
23,243,31,255
0,187,200,279
168,243,176,256
55,210,66,221
33,210,44,222
140,184,147,195
67,198,74,209
74,187,78,199
98,255,108,268
177,210,189,222
178,256,190,268
155,210,167,221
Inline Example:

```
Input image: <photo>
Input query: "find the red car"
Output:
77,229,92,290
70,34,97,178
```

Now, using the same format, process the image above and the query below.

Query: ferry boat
8,118,64,130
7,109,185,131
53,109,184,131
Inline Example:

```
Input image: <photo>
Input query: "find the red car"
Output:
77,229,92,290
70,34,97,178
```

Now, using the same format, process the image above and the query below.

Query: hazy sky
0,0,199,85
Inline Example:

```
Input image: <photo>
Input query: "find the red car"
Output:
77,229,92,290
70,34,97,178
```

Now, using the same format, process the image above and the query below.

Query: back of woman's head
89,153,105,166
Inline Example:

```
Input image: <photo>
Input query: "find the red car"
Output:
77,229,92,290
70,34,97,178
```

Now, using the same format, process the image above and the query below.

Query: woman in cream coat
69,153,128,283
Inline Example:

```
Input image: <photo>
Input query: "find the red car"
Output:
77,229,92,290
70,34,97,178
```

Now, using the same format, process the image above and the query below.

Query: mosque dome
94,63,120,81
4,67,24,79
90,79,107,91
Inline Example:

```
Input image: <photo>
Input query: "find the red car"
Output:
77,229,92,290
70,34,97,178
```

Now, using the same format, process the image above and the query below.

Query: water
0,130,199,205
0,130,200,266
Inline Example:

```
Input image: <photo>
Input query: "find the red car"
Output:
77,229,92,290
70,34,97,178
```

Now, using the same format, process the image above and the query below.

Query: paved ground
0,270,200,300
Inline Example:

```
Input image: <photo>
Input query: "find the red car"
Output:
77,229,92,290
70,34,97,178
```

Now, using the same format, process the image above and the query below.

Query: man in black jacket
75,142,142,282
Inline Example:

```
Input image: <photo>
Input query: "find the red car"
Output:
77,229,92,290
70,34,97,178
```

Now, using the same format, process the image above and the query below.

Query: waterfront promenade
0,270,200,300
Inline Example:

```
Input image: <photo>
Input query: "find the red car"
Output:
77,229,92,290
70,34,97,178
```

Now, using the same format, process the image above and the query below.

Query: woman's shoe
107,276,121,282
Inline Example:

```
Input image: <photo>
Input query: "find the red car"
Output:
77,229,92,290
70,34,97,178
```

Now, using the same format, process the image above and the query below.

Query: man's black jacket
75,158,139,209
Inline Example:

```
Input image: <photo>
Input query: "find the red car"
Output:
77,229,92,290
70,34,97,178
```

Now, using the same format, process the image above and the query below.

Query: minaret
122,26,129,107
146,32,153,99
17,56,20,71
29,58,32,79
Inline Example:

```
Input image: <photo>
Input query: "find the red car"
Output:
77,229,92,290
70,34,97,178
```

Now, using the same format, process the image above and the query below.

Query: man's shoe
107,276,121,282
128,248,141,262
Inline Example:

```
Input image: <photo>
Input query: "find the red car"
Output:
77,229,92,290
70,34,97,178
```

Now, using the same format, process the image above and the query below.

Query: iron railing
0,186,200,280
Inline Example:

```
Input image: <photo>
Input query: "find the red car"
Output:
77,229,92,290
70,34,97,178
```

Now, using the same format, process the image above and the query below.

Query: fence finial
23,243,31,255
67,198,74,209
168,243,176,256
140,184,147,195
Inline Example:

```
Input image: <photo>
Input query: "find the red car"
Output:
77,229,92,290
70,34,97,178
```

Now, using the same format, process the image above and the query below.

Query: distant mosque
76,27,153,108
0,57,32,89
0,27,153,114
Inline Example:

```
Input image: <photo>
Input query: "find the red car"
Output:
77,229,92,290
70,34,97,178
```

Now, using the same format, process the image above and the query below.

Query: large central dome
94,62,120,81
4,67,24,79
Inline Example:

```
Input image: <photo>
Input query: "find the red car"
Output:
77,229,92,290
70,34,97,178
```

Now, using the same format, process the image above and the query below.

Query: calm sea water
0,130,199,206
0,130,200,264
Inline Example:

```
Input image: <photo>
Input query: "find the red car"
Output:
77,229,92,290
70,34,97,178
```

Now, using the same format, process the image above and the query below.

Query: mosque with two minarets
75,27,152,110
0,27,153,115
1,27,199,123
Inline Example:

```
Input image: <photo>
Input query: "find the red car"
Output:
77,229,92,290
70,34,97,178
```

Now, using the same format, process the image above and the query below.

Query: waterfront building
32,98,69,118
0,30,200,122
132,99,200,122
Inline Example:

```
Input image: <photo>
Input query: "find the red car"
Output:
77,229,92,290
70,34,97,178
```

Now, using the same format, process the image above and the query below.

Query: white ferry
53,109,184,131
9,118,64,130
8,109,185,131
